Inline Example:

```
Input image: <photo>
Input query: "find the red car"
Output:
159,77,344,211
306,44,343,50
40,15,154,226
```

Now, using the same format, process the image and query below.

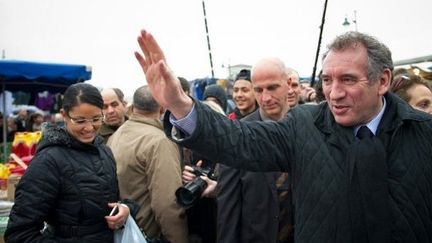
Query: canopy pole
202,0,215,78
310,0,328,87
2,82,7,163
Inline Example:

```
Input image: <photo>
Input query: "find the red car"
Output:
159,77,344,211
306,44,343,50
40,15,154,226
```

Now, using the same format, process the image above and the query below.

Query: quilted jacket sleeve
5,151,62,243
164,100,295,173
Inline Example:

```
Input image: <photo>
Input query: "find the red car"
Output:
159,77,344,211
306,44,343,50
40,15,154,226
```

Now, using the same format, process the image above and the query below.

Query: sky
1,0,431,98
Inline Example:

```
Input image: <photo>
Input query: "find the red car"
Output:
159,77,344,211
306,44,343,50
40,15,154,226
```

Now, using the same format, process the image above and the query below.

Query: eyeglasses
68,115,104,126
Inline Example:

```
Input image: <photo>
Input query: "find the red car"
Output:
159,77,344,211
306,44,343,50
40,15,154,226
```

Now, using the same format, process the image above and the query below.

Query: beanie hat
235,69,251,82
203,84,227,112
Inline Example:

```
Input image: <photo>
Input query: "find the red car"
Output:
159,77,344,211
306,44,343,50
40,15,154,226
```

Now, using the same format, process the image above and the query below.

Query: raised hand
135,29,193,118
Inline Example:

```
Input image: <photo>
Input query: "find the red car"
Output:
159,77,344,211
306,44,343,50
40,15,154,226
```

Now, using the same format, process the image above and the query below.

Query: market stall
0,59,92,162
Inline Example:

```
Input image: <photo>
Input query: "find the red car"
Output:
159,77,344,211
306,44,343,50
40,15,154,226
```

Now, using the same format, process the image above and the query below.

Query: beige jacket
107,114,188,242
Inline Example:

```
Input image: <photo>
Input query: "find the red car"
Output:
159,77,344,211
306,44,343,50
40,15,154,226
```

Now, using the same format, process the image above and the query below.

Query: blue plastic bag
114,215,147,243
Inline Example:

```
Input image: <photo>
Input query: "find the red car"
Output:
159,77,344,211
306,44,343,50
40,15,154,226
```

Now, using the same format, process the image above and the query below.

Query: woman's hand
105,202,130,230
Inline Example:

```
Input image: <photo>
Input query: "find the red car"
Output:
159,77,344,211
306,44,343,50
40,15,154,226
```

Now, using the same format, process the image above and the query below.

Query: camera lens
175,177,208,208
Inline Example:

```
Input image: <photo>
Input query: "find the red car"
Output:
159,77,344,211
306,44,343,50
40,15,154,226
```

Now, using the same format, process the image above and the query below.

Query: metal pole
201,0,215,78
310,0,328,87
2,83,7,163
1,50,7,163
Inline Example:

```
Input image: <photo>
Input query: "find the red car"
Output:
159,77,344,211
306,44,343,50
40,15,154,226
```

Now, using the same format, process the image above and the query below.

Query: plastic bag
114,215,147,243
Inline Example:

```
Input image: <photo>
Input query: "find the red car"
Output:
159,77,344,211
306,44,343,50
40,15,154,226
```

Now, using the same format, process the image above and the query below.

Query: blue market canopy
0,60,92,162
0,60,92,93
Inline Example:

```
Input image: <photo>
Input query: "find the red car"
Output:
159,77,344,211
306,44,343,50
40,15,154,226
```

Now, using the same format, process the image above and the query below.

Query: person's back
202,84,228,115
108,86,188,243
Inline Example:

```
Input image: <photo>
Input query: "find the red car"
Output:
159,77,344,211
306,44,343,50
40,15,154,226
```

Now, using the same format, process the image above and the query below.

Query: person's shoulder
228,112,236,120
291,102,328,120
295,102,326,112
98,123,116,136
241,109,260,121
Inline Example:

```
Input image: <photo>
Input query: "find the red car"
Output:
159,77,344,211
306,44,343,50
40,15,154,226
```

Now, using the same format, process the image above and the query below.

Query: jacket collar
37,126,102,153
313,92,431,139
128,114,163,130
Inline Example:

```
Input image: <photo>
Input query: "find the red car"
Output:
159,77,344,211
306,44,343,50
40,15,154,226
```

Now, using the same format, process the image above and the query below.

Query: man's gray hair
286,67,300,82
322,31,393,82
133,86,160,113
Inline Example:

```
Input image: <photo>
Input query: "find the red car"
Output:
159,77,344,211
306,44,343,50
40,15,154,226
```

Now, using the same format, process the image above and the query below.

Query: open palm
135,29,193,118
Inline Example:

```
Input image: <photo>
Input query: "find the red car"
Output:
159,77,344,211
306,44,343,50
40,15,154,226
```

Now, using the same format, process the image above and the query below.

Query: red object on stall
11,132,41,158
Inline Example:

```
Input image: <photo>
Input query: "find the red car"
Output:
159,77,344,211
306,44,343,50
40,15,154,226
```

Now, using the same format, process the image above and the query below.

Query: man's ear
159,106,165,116
378,68,392,95
60,108,66,118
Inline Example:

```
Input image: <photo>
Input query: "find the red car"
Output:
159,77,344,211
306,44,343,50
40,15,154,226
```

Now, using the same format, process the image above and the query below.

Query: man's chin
104,121,120,127
333,115,356,127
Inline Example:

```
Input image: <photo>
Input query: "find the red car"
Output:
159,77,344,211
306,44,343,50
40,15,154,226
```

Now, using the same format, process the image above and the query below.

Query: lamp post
221,61,232,79
342,10,358,31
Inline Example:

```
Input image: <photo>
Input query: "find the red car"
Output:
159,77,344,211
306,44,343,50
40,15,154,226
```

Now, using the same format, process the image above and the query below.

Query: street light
342,16,350,28
342,10,358,31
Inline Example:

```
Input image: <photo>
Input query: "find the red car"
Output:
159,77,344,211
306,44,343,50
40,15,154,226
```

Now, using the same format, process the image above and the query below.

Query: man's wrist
170,96,194,119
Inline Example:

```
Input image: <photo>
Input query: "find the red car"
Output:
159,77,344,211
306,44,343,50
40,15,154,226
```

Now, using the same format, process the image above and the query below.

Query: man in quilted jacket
135,30,432,243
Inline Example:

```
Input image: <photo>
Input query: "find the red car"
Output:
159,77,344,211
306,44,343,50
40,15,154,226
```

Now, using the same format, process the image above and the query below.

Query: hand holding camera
177,160,217,208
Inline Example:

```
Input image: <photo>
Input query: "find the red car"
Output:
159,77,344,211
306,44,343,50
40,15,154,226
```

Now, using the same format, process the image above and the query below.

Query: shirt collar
354,97,386,136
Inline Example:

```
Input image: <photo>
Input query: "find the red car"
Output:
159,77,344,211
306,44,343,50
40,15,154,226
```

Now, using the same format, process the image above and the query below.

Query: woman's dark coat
5,127,122,243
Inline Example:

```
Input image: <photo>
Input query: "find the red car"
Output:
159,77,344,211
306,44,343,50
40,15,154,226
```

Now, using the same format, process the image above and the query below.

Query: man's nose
106,106,115,113
261,90,272,101
329,82,345,100
287,87,294,94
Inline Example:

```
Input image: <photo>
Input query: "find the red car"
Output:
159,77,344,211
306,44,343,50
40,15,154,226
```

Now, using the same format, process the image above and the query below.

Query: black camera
175,166,214,208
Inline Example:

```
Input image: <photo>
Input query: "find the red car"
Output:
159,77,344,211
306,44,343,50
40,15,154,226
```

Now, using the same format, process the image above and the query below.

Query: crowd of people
2,28,432,243
0,108,45,144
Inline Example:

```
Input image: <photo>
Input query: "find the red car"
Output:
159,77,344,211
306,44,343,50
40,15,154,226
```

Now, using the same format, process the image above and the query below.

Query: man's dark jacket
218,109,293,243
164,93,432,243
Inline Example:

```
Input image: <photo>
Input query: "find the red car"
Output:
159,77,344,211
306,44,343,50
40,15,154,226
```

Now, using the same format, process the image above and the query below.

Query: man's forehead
234,80,252,88
291,78,299,85
253,80,283,88
101,89,121,102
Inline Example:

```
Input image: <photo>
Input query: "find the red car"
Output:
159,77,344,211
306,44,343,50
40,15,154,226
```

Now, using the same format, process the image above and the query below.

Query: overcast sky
1,0,431,97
